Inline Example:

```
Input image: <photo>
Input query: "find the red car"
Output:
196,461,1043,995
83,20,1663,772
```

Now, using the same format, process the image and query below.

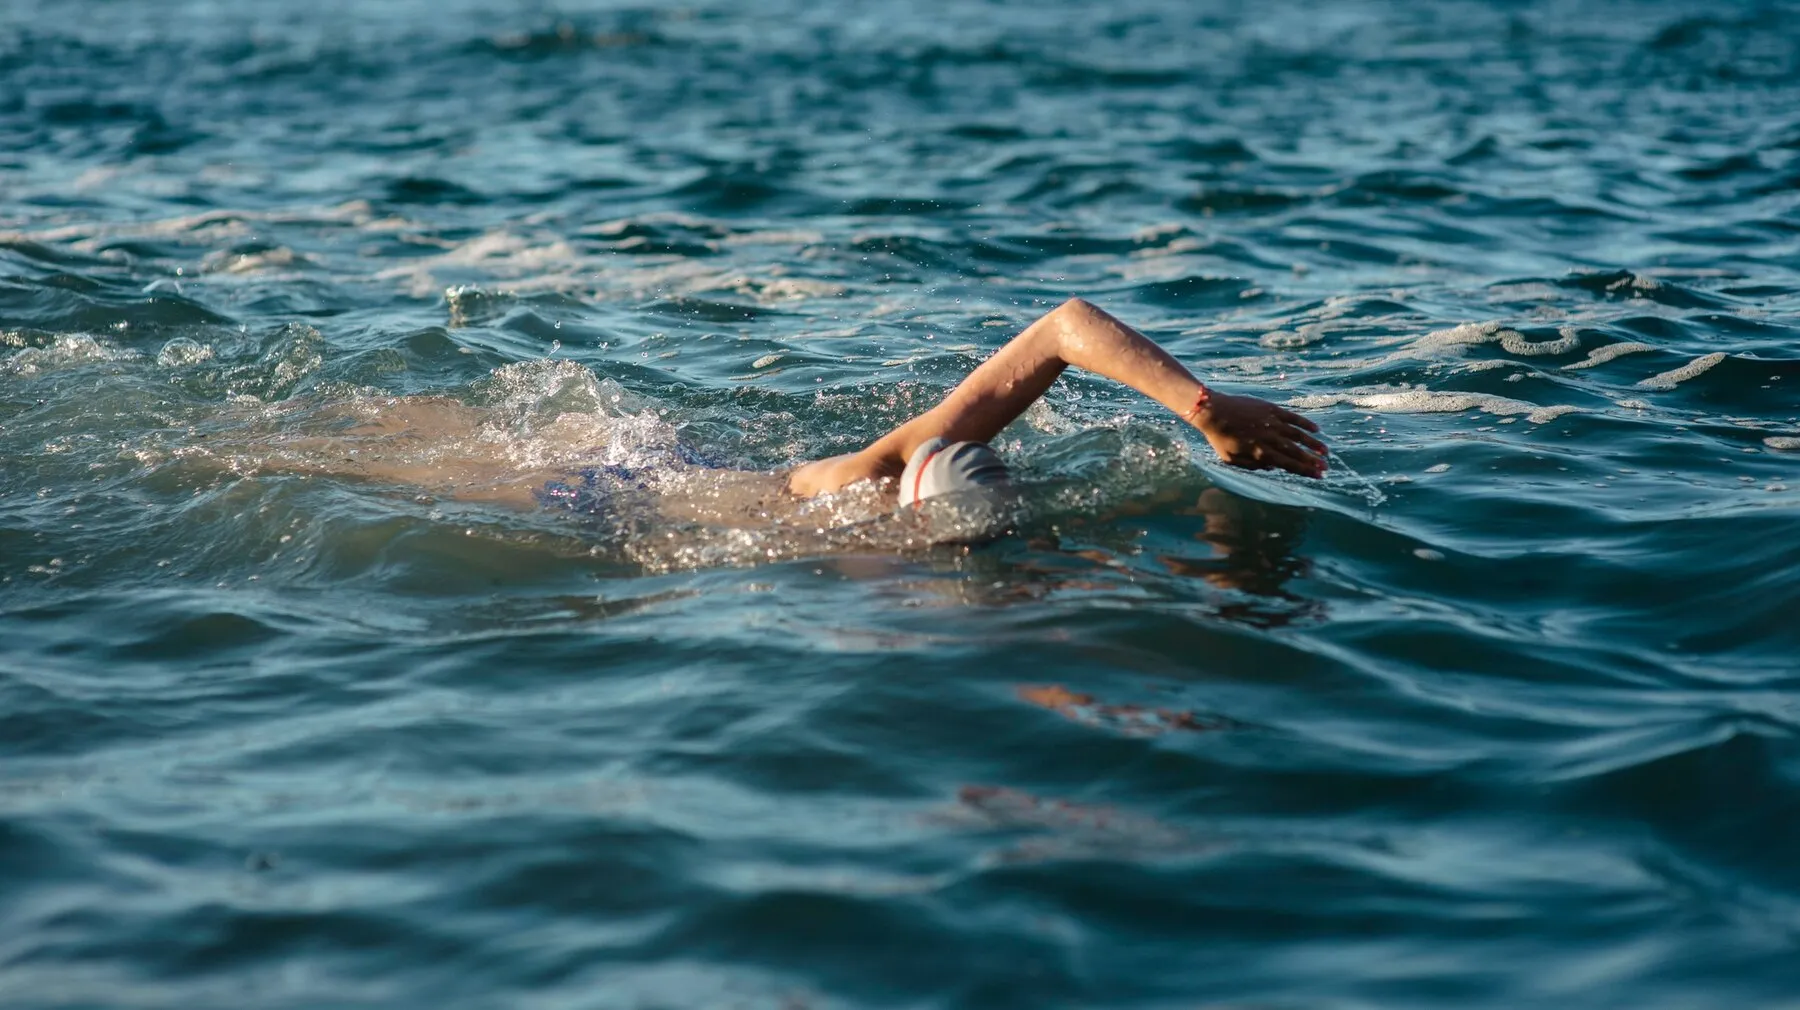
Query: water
3,0,1798,1005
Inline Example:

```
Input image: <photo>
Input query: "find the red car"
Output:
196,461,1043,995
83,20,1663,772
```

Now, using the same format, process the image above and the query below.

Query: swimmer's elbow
1049,297,1100,335
1045,296,1101,358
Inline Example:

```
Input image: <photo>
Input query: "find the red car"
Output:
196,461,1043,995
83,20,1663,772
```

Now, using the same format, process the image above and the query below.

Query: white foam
1460,359,1512,373
1313,321,1563,371
1286,389,1578,424
721,228,827,247
376,230,584,299
200,246,310,275
1258,328,1322,349
1765,436,1800,452
1637,352,1727,390
1562,342,1653,370
1485,282,1563,302
1415,320,1507,353
3,202,380,252
1204,355,1274,375
724,275,846,303
587,211,716,237
1500,327,1580,356
1526,404,1581,422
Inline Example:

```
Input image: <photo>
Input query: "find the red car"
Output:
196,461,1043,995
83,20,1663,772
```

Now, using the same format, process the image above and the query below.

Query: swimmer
786,297,1326,502
232,298,1326,524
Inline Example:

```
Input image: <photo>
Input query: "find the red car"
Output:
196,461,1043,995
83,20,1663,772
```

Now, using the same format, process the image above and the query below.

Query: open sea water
3,0,1798,1006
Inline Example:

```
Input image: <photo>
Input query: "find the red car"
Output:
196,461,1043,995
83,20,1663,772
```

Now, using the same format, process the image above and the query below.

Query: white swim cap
898,438,1011,507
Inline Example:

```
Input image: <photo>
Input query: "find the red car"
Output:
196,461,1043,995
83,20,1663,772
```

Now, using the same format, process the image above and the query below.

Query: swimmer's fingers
1240,440,1316,478
1283,424,1329,459
1276,407,1320,433
1195,392,1326,478
1247,429,1326,476
1265,444,1324,478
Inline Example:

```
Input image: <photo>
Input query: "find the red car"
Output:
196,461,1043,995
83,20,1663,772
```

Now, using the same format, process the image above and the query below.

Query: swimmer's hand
1189,392,1328,478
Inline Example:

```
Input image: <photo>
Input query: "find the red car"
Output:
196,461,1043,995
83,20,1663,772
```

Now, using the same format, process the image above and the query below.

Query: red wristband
1183,384,1212,422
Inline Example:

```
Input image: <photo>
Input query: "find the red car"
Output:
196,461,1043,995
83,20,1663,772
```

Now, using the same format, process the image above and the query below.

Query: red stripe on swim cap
911,445,944,506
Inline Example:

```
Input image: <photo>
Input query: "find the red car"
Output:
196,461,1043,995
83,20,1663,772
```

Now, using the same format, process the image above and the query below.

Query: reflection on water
1016,683,1234,737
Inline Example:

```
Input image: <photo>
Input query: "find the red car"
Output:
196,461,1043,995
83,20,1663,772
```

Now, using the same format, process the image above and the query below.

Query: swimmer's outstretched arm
787,297,1327,497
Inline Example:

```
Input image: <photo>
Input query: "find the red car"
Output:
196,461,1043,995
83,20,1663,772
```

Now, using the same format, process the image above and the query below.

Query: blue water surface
2,0,1798,1007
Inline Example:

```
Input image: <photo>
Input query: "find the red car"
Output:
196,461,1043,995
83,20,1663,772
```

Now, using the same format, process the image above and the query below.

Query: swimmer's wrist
1180,383,1215,428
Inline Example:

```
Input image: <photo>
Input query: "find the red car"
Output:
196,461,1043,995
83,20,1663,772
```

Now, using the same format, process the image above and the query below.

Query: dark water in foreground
3,0,1799,1006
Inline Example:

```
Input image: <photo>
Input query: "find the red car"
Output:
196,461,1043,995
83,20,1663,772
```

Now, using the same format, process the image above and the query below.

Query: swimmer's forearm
1055,298,1326,476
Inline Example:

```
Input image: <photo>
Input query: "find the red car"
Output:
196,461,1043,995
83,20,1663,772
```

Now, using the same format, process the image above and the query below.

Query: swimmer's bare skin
787,297,1328,497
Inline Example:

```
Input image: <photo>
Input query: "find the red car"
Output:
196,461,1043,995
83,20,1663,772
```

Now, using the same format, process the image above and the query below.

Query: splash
474,361,685,469
0,334,138,376
156,337,215,367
